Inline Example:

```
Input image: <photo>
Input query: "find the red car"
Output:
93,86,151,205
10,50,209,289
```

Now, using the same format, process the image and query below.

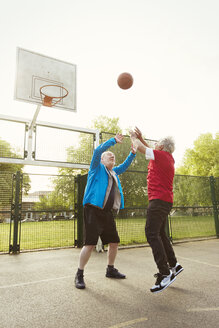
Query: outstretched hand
129,129,139,151
129,130,137,139
129,128,146,153
115,133,124,144
134,127,143,140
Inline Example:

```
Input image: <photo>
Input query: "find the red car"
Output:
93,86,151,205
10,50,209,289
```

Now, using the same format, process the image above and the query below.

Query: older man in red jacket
131,127,183,294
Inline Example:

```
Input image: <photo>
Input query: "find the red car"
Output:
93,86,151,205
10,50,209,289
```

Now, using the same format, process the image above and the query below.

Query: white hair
101,151,113,161
158,136,175,153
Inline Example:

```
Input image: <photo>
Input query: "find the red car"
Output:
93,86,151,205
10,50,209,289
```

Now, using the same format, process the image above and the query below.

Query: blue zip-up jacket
83,137,136,209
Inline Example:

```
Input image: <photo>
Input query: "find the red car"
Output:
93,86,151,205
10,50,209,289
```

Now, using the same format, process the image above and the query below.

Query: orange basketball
117,72,133,90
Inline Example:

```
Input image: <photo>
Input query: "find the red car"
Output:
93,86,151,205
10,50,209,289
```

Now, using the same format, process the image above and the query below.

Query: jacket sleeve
89,137,117,171
113,152,136,175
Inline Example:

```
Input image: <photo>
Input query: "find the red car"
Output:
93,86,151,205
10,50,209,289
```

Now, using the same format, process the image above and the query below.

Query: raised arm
114,133,124,144
134,127,151,148
130,128,147,154
113,150,136,175
89,133,123,171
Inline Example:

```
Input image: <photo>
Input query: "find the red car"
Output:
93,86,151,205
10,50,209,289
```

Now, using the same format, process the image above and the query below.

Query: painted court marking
187,307,219,312
0,270,102,289
178,256,219,268
0,275,73,289
108,318,148,328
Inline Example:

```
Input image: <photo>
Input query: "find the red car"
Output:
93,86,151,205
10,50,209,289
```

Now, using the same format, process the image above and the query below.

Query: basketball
117,72,133,90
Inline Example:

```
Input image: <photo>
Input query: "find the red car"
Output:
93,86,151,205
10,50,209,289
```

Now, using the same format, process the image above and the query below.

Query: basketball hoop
40,85,69,107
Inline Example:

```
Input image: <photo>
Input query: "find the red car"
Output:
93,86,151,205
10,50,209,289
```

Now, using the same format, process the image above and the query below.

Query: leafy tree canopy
0,139,30,209
176,132,219,177
91,115,122,133
0,139,24,173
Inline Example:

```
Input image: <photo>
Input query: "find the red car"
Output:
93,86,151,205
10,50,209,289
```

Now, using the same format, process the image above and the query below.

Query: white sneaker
150,271,176,294
171,263,184,276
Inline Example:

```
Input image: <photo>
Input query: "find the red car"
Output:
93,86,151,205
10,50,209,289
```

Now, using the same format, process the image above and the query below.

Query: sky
0,0,219,178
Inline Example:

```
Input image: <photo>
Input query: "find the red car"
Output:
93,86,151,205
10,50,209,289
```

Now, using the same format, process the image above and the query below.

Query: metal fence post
75,174,88,248
10,171,22,254
210,176,219,237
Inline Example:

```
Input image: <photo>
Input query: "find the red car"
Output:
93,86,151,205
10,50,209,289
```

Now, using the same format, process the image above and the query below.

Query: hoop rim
40,84,69,99
40,84,69,107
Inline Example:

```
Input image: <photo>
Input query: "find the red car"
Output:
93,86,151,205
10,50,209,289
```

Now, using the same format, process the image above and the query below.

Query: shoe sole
175,267,184,277
151,275,176,294
75,284,86,289
106,275,126,279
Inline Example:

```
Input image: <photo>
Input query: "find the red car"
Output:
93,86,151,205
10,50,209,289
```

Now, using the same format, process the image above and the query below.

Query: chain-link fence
0,172,80,254
18,173,76,252
0,172,13,253
0,169,218,254
0,130,218,254
114,172,218,246
98,132,218,245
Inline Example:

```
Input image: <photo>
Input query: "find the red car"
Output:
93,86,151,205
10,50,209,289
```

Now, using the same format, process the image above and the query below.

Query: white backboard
14,48,77,112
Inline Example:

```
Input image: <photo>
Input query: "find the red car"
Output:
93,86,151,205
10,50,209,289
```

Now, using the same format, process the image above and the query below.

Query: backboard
14,48,76,112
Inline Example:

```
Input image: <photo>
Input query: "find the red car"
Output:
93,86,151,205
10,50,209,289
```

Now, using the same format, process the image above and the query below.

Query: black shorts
83,205,120,245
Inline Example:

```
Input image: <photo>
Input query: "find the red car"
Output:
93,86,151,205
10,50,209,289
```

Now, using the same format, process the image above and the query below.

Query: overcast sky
0,0,219,172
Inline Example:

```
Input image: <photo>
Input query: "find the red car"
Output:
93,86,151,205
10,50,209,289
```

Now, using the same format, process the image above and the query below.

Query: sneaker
106,267,126,279
75,273,86,289
150,271,176,294
170,263,184,276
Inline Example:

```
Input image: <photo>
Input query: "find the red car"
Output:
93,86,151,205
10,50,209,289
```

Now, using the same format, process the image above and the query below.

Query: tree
0,139,30,213
92,115,122,134
176,132,219,176
0,139,26,174
174,132,219,206
35,116,154,210
173,174,212,206
34,116,122,211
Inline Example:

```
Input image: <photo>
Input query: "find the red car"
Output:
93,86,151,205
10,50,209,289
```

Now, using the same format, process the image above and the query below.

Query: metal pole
27,104,41,160
210,176,219,237
12,171,22,254
76,174,88,247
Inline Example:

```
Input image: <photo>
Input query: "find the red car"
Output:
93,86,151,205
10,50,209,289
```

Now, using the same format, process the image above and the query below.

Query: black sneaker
150,271,176,294
75,273,86,289
170,263,184,277
106,267,126,279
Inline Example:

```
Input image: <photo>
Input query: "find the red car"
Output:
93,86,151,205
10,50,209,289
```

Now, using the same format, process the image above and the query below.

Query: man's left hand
115,133,124,144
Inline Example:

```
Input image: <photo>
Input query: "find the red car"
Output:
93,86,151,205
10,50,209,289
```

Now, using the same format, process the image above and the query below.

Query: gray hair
101,151,113,161
158,136,175,153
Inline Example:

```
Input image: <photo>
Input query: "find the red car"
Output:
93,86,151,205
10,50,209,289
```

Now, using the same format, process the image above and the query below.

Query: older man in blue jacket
75,133,136,289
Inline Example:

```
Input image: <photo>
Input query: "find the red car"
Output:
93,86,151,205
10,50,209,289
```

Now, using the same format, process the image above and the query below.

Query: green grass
0,220,76,252
116,218,146,245
169,215,216,240
0,215,216,252
117,215,216,245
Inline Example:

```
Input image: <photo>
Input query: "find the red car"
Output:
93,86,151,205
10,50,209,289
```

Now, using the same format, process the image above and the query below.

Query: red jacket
147,150,174,203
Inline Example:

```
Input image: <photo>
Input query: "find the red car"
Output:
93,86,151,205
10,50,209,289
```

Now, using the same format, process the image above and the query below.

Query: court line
108,317,148,328
0,271,102,289
178,256,219,268
187,307,219,312
0,275,73,289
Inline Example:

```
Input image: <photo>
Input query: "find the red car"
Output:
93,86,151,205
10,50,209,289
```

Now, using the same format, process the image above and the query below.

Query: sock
77,268,84,275
108,265,114,269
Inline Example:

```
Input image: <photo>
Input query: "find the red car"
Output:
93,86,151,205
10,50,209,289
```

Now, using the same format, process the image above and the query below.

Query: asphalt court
0,239,218,328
